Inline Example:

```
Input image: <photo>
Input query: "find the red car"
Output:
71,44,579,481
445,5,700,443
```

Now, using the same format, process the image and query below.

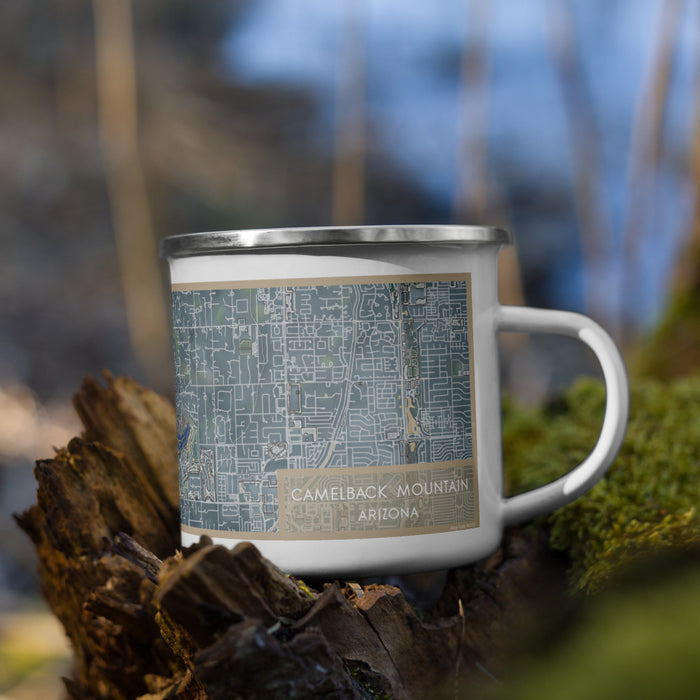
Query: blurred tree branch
633,6,700,380
668,1,700,298
332,0,367,225
93,0,170,389
453,0,491,224
454,0,523,309
620,0,684,341
547,0,613,329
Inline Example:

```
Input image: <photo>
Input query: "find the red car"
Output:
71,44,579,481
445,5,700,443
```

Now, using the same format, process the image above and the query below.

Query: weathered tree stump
16,373,566,699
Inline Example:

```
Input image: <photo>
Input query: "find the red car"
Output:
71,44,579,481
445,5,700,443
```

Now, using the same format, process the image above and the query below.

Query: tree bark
16,372,566,699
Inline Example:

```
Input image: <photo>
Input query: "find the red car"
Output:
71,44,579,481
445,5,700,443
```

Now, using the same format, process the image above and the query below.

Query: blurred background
0,0,698,695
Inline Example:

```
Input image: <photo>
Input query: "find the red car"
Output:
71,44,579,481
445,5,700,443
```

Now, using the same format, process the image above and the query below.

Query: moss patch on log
480,556,700,700
503,376,700,594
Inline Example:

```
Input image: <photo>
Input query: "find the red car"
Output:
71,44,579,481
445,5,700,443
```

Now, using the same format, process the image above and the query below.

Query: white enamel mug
160,226,629,576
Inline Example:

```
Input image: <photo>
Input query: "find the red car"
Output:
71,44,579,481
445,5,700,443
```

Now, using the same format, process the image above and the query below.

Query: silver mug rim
159,224,512,259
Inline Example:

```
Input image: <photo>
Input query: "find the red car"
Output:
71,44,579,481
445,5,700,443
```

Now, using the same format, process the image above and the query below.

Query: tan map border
182,520,479,541
173,272,470,291
176,273,480,540
184,461,478,540
276,458,478,539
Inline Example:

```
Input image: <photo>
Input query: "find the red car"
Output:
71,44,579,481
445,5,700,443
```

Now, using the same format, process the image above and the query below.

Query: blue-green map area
172,277,474,534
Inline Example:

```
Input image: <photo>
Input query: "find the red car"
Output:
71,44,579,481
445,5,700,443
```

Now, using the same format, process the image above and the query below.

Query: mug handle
497,305,629,525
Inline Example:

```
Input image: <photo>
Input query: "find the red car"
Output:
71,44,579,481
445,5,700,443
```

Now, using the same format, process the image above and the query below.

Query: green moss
288,576,318,599
632,285,700,381
348,667,394,699
503,376,700,594
481,562,700,700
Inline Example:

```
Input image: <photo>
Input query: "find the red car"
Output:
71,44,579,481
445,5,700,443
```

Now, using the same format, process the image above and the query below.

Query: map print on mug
172,275,478,540
161,226,629,576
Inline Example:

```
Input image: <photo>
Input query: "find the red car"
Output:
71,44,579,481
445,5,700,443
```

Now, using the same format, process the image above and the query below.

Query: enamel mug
160,226,629,576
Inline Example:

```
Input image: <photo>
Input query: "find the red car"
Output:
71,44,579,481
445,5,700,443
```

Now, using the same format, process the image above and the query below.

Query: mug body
161,226,511,576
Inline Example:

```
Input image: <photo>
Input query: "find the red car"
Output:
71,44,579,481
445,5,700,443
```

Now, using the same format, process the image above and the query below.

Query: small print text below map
172,274,478,538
